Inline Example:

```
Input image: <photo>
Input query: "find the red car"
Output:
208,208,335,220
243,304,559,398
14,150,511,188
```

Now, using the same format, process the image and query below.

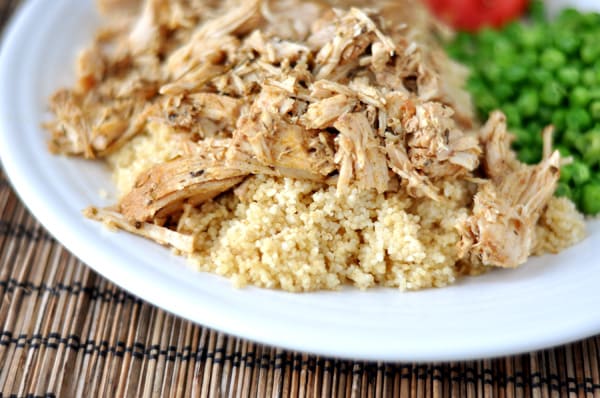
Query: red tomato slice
424,0,529,31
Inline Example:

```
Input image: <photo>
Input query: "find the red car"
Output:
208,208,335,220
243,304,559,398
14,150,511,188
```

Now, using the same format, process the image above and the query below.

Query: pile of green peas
446,2,600,215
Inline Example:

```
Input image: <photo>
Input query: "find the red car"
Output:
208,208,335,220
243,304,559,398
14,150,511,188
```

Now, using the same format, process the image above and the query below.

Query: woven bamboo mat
2,2,600,398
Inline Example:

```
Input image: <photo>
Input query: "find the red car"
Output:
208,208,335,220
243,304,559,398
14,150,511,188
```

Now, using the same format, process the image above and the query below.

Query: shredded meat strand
458,113,562,268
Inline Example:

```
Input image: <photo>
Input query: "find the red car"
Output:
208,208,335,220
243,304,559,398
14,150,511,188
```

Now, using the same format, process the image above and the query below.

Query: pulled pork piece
48,90,93,158
85,206,195,253
183,93,242,124
227,110,336,182
119,157,247,222
149,93,243,138
403,102,480,178
333,112,389,193
458,113,562,268
385,137,442,201
128,0,162,54
47,89,151,158
300,94,357,129
46,38,162,158
479,111,520,181
47,0,233,158
308,79,385,110
261,0,328,41
382,93,480,200
367,0,475,128
163,0,263,93
312,8,395,81
429,52,475,128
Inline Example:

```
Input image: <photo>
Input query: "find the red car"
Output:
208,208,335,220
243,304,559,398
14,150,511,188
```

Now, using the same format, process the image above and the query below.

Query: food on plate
46,0,585,291
447,3,600,215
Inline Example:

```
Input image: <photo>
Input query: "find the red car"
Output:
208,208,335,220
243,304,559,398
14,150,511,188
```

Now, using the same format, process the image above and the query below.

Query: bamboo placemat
2,2,600,397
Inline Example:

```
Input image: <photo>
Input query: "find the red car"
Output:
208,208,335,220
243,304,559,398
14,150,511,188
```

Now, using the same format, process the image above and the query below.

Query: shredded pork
46,0,585,289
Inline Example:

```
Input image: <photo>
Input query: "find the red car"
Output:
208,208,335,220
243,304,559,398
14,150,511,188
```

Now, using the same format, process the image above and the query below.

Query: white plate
1,0,600,362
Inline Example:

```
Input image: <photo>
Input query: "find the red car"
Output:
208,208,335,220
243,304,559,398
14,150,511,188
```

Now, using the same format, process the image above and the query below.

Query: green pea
557,66,580,87
538,107,553,124
540,81,565,106
572,161,592,185
520,25,547,49
517,90,539,117
481,63,503,83
556,145,573,158
475,91,499,115
570,87,591,107
520,52,538,68
590,101,600,121
580,42,599,64
582,130,600,165
589,88,600,101
555,182,573,199
581,68,597,86
572,186,583,206
479,27,502,47
530,69,553,87
466,75,486,90
566,108,592,131
502,104,521,127
466,77,487,96
504,65,528,84
574,134,588,154
494,45,517,68
493,83,515,102
517,146,542,164
552,109,567,131
555,32,581,55
511,128,532,146
563,129,583,150
445,44,463,60
581,183,600,214
540,48,567,70
455,31,475,51
560,163,575,182
594,63,600,83
528,123,544,145
504,21,525,44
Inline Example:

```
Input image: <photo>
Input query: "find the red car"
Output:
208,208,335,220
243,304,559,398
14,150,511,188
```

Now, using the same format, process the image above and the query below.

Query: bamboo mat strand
3,1,600,397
